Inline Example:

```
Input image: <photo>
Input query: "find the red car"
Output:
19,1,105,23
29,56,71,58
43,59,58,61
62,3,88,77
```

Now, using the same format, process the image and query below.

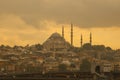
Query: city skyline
0,0,120,49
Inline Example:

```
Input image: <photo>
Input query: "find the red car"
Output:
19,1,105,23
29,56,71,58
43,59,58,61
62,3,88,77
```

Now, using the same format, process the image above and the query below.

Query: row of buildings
0,24,120,74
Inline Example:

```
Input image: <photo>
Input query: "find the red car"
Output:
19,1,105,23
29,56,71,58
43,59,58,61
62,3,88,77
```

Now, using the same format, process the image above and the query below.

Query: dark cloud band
0,0,120,28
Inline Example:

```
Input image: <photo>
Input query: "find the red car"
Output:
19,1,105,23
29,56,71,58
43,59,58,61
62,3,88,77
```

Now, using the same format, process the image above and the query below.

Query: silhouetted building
43,32,71,51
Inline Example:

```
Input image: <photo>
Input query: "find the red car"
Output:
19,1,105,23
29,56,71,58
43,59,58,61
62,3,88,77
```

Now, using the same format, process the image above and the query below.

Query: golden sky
0,0,120,49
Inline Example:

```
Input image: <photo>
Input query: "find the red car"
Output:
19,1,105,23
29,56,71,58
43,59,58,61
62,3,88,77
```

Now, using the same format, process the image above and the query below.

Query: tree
0,45,5,48
106,46,112,51
80,59,91,72
35,44,43,50
70,63,76,68
58,64,67,71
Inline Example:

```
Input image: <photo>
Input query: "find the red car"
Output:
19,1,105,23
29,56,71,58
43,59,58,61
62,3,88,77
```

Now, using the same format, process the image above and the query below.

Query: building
43,32,71,51
0,59,9,72
114,50,120,61
102,62,113,72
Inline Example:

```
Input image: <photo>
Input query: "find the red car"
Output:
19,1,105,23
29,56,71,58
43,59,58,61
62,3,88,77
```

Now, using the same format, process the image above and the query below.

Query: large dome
51,32,61,37
42,32,71,51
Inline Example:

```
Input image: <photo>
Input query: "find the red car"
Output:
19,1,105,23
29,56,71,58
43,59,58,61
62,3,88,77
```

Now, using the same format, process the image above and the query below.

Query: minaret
62,26,66,48
71,23,73,46
81,34,83,47
90,32,92,45
62,26,64,38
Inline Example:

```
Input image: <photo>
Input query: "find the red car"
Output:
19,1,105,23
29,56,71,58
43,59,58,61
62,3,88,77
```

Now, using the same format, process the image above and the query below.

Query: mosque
42,24,92,51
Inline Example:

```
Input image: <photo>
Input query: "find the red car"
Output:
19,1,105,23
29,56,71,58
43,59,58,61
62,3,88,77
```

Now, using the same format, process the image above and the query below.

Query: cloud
0,0,120,28
0,14,65,46
0,14,120,49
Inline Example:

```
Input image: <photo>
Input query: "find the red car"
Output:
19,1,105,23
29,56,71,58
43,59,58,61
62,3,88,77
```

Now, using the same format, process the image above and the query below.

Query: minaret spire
90,32,92,45
81,34,83,47
62,26,64,38
71,23,73,46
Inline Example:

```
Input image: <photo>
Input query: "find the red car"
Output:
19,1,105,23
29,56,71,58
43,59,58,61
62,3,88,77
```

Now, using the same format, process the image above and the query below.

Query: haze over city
0,0,120,49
